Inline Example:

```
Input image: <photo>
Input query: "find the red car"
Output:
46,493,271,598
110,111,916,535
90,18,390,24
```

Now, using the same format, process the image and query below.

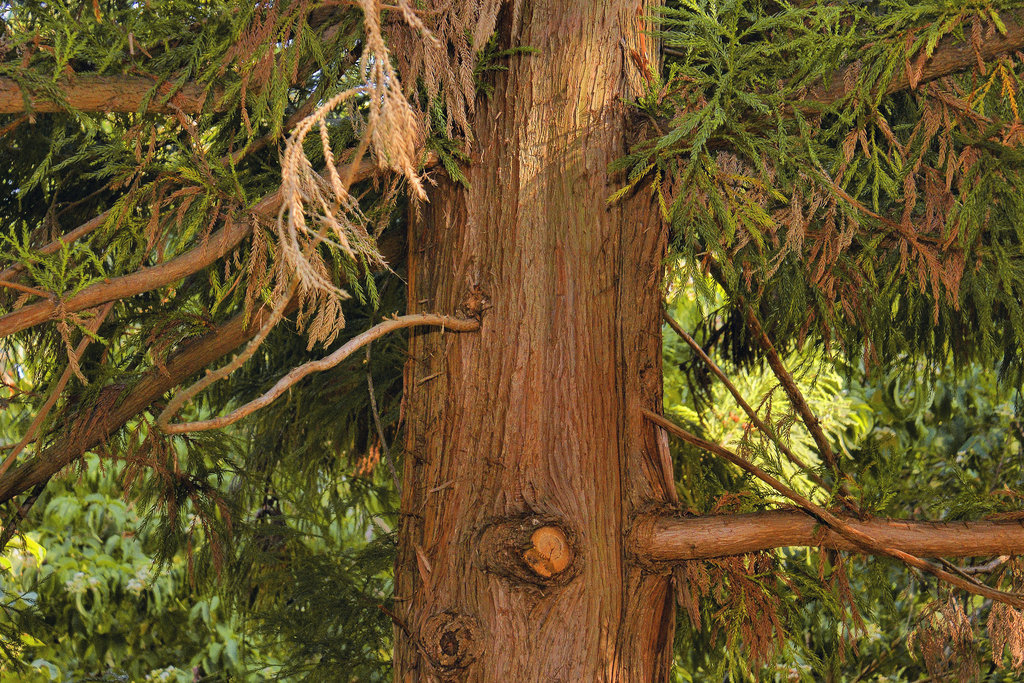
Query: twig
953,555,1010,576
739,302,847,484
662,310,860,514
0,302,114,480
0,300,291,505
366,340,401,495
0,480,49,553
160,314,479,434
643,409,1024,608
156,282,299,432
0,280,49,298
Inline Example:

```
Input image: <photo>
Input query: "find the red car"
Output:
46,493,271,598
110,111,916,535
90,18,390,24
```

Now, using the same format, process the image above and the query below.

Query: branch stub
476,513,580,588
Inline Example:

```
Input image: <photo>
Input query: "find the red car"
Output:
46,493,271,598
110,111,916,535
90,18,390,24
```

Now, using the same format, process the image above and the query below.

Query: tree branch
0,76,224,115
158,313,480,433
0,302,285,504
0,159,379,339
632,510,1024,561
0,210,109,283
810,16,1024,105
0,7,355,116
662,310,860,514
0,206,259,338
740,303,846,484
643,409,1024,607
0,301,113,479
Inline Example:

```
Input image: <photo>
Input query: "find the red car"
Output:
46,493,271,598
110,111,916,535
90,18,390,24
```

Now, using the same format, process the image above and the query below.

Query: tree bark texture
0,76,222,114
394,2,674,681
631,510,1024,561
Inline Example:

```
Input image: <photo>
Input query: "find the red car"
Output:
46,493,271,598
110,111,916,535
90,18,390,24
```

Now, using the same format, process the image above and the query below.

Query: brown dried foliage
386,0,507,137
909,597,981,681
989,560,1024,672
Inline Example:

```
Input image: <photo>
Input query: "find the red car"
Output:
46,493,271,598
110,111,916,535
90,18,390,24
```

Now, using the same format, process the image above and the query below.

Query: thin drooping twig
156,281,299,432
159,314,480,434
0,480,49,553
662,310,860,514
739,302,846,482
0,302,114,480
642,409,1024,608
366,341,401,495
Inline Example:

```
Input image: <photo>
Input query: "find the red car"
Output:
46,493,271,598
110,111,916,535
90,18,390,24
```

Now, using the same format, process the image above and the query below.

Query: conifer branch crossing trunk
395,2,675,680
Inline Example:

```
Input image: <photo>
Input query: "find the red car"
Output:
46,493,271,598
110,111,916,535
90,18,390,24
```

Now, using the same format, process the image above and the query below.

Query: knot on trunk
476,513,580,587
422,611,481,675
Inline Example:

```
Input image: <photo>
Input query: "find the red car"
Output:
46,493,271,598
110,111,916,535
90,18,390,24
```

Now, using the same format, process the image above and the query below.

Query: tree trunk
395,3,674,680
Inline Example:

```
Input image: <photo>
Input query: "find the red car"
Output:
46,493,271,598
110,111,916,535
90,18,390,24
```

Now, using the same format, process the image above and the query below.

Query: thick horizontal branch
811,16,1024,104
0,6,354,116
0,76,224,115
632,510,1024,561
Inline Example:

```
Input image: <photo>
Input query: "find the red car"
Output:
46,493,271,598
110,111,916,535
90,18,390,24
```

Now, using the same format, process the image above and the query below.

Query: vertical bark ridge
395,2,672,680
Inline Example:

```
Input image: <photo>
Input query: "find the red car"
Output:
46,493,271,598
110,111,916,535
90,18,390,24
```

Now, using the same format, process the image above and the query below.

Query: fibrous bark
394,3,674,680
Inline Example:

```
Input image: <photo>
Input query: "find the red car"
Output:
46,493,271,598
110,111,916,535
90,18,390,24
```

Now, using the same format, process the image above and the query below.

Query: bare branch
740,303,845,482
643,409,1024,607
158,314,480,434
0,480,48,552
631,510,1024,561
0,76,224,115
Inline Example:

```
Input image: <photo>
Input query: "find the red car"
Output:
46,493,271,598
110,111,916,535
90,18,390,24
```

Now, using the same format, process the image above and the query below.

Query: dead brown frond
989,560,1024,672
276,0,426,348
386,0,506,137
909,596,980,681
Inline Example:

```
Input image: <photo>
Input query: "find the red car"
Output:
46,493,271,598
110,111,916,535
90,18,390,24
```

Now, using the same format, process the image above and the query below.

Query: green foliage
0,456,266,682
664,276,1024,681
626,0,1024,376
1,0,1023,680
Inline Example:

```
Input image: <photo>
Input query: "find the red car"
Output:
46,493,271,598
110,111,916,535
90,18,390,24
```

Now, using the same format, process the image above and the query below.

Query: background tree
1,0,1024,680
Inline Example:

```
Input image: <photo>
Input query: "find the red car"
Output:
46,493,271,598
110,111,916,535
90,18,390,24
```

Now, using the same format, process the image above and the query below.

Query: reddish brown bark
0,76,223,114
632,510,1024,561
394,3,674,681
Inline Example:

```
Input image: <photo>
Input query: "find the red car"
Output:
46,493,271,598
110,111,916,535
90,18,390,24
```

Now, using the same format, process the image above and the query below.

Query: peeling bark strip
395,2,673,680
631,511,1024,561
0,76,224,114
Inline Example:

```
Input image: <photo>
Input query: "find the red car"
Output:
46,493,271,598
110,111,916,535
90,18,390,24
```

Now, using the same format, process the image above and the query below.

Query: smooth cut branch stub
523,526,573,578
